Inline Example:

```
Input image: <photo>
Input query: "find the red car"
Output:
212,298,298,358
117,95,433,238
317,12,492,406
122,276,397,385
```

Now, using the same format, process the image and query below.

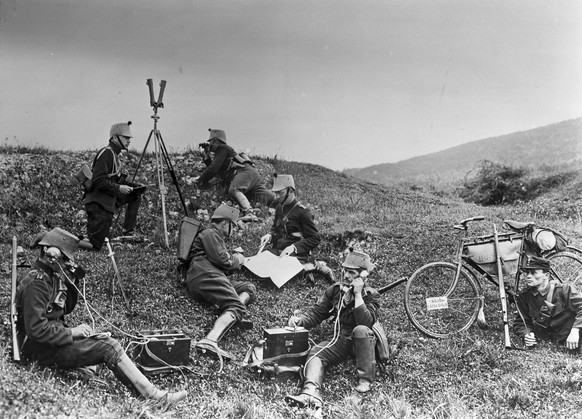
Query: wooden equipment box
133,329,191,374
263,327,309,366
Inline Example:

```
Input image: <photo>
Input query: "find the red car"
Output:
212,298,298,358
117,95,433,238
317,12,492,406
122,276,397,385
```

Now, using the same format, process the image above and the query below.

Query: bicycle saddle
504,220,535,231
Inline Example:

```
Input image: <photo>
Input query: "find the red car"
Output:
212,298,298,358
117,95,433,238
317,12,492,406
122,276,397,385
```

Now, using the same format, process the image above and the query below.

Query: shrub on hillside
459,160,527,205
459,160,578,206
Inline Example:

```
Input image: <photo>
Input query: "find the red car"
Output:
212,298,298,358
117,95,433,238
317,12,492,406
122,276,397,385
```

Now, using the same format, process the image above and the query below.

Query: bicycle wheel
404,262,481,338
548,251,582,288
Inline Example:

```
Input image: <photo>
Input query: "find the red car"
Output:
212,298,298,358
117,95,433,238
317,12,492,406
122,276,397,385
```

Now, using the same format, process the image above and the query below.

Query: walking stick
493,225,512,348
11,236,21,362
105,238,131,311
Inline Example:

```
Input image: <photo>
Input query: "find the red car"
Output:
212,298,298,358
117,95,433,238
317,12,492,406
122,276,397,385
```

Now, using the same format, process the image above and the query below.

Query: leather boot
314,261,336,283
231,190,253,214
112,353,187,404
195,311,237,360
284,357,324,408
302,261,336,284
237,292,254,330
353,328,376,393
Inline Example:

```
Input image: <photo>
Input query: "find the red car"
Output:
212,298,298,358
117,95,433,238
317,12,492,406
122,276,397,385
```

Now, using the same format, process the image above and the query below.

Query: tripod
132,79,188,248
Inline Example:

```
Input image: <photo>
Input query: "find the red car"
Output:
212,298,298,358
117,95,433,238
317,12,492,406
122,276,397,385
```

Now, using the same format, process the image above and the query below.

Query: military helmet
110,121,133,139
208,128,227,143
38,227,80,260
271,174,295,192
342,248,375,272
211,204,240,223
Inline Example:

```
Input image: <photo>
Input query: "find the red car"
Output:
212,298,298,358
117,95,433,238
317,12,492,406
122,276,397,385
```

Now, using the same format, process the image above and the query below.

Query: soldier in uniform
84,121,146,250
259,174,335,282
284,250,389,408
16,227,187,404
187,204,256,360
195,129,275,216
513,256,582,350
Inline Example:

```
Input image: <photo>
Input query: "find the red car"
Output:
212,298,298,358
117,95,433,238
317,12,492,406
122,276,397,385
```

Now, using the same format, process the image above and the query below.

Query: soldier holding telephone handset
285,249,390,409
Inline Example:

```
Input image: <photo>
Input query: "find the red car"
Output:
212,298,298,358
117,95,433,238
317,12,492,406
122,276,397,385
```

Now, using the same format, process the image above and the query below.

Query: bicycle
403,216,582,340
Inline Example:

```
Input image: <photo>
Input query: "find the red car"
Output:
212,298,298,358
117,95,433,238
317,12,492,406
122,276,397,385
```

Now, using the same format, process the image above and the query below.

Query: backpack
176,217,203,285
229,152,254,169
74,147,118,193
74,164,94,192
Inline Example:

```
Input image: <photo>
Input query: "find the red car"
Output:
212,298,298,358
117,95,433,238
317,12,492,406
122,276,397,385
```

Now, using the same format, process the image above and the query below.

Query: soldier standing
84,121,146,250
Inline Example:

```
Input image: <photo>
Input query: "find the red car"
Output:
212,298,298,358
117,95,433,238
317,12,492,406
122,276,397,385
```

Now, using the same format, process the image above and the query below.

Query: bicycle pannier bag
463,233,523,276
532,228,568,253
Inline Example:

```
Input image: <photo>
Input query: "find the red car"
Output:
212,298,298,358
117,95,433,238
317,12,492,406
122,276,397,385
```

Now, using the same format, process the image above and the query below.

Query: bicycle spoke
405,262,481,338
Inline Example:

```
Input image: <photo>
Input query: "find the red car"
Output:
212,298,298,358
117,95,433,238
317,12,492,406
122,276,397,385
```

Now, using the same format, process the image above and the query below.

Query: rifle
11,236,21,362
493,225,512,348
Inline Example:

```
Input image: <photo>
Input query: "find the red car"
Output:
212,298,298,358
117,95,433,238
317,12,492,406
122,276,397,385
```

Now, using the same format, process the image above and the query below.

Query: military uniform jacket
299,283,381,337
84,142,135,213
188,224,241,274
198,143,238,185
16,260,79,348
514,282,582,341
270,198,321,255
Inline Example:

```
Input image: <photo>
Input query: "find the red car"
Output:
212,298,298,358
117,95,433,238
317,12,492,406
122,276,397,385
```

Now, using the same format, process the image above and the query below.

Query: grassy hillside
1,147,582,418
346,118,582,189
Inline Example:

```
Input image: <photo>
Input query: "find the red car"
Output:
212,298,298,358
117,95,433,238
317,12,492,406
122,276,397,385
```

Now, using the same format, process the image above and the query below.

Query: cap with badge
342,248,375,272
520,256,551,272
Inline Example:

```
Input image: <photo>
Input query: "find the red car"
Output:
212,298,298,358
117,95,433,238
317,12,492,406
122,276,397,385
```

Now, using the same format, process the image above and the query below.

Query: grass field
1,147,582,418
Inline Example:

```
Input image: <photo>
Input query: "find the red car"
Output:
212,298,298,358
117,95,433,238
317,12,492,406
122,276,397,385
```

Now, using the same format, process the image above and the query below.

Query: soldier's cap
271,174,295,192
211,204,239,224
37,227,80,260
110,121,133,139
342,248,375,272
520,256,551,272
208,128,226,143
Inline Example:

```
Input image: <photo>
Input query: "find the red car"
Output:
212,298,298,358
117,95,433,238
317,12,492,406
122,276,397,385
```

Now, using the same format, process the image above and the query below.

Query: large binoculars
147,79,167,109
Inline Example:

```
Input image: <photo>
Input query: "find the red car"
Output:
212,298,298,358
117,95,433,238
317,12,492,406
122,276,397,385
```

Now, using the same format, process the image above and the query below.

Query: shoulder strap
546,281,556,305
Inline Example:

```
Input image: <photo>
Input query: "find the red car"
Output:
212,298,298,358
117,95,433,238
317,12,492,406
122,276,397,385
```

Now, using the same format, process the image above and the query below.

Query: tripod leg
154,132,170,248
131,130,154,183
157,131,189,216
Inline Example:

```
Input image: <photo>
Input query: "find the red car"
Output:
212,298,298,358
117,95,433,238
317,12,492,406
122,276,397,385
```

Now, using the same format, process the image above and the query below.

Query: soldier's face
524,269,548,288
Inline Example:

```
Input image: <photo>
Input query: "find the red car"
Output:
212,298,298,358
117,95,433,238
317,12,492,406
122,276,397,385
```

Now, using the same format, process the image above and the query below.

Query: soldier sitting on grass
284,249,390,409
16,227,187,405
259,174,335,283
514,256,582,351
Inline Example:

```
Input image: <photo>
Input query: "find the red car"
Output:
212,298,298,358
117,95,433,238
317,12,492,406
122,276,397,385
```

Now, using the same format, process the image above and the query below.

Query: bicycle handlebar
454,216,485,230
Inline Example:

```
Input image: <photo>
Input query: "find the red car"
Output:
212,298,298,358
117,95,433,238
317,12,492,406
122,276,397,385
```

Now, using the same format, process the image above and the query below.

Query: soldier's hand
280,244,296,258
71,324,93,339
524,332,537,347
288,316,302,328
260,233,272,247
233,253,245,265
566,328,580,350
119,185,132,195
352,277,365,295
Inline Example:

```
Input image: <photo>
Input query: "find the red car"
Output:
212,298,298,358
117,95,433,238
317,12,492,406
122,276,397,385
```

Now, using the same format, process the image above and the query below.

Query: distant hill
345,118,582,186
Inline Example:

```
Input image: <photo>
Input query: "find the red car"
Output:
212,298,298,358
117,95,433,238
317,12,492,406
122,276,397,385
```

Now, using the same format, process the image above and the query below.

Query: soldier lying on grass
514,256,582,351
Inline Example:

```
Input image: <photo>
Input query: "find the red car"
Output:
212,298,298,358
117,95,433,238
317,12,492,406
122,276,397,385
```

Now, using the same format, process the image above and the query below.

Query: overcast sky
1,0,581,170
